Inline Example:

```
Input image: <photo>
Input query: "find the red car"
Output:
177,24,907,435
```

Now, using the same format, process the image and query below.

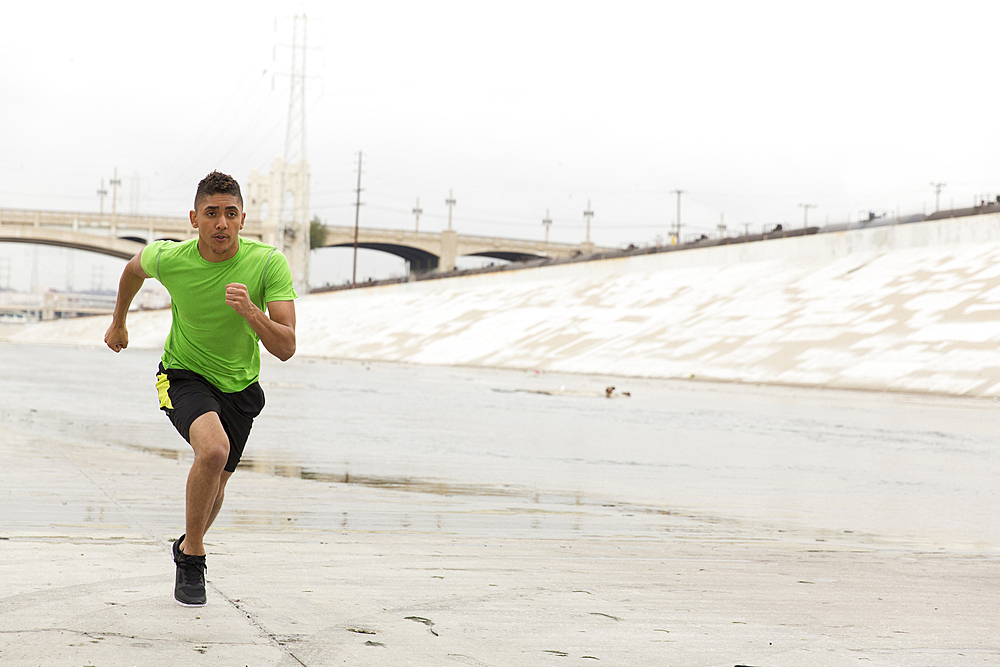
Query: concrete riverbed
4,216,1000,664
1,344,998,666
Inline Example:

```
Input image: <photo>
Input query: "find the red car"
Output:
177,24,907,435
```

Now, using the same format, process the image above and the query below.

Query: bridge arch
320,241,441,272
463,250,544,263
0,228,145,260
317,225,593,274
315,242,549,273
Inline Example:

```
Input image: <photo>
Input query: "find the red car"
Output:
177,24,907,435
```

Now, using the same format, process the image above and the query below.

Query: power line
157,68,277,190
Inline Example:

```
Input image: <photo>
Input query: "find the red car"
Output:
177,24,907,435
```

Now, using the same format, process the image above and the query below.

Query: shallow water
2,342,998,550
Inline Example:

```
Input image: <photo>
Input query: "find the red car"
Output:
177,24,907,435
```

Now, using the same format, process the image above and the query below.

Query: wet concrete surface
6,342,999,549
2,342,999,665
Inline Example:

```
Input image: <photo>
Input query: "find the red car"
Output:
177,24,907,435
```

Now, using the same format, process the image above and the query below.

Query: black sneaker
172,534,207,606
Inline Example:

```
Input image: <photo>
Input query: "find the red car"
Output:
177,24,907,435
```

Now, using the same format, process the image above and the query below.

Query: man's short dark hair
195,171,243,209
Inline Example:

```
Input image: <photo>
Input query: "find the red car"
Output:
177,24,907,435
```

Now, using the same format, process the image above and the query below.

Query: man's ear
189,210,198,228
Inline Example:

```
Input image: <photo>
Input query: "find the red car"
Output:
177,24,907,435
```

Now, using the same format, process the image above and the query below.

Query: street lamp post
671,189,684,243
445,190,456,231
97,179,108,217
798,203,817,230
930,182,946,212
412,197,422,232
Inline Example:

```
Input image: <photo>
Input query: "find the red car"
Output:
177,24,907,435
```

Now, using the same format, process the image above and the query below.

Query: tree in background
310,216,327,250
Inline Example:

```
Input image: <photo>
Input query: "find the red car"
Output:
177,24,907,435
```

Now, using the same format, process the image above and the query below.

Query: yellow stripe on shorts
156,373,173,410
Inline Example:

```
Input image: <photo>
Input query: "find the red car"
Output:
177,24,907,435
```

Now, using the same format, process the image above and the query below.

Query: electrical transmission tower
260,12,314,294
280,13,309,256
283,15,307,172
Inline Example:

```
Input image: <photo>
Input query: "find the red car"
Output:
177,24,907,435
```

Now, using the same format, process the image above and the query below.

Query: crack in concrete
225,594,308,666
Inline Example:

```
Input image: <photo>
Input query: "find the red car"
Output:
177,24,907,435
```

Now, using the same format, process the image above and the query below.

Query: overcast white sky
2,0,999,289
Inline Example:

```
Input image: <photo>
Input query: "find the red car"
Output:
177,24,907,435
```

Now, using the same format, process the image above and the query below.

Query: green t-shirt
141,237,297,392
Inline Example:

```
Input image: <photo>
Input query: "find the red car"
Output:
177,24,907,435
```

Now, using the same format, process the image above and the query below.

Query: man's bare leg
204,470,234,533
179,412,230,556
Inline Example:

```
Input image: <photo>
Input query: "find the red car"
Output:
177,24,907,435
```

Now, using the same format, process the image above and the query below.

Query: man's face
190,193,245,262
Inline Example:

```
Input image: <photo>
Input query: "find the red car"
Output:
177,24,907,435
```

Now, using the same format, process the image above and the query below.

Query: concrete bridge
0,292,118,321
0,208,608,281
0,208,243,260
319,225,604,272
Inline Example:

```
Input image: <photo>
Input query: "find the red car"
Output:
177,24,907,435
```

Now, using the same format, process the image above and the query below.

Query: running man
104,170,297,606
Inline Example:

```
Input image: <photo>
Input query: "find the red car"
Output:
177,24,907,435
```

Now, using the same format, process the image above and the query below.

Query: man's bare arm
224,283,296,361
105,253,150,353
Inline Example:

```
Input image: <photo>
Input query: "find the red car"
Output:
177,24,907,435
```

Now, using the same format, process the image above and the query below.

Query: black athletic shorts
155,363,265,472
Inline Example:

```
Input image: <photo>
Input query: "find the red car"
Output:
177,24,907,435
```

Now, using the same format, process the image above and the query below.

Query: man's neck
197,237,240,263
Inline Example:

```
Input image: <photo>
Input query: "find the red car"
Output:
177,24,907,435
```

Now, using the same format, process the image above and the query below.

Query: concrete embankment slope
295,213,1000,397
10,213,1000,397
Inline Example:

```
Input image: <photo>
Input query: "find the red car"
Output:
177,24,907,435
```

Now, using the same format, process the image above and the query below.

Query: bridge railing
0,207,186,230
0,291,120,321
320,224,597,251
0,208,265,244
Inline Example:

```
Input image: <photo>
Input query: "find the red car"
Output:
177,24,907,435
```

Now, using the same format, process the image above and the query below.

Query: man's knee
189,412,230,471
198,445,229,472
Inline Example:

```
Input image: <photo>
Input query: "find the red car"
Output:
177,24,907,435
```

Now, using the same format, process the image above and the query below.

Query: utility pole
445,190,456,231
583,201,594,244
542,209,552,242
671,190,684,244
352,151,363,286
798,203,817,230
930,182,946,212
717,212,727,239
97,179,107,217
110,167,121,216
412,197,422,232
